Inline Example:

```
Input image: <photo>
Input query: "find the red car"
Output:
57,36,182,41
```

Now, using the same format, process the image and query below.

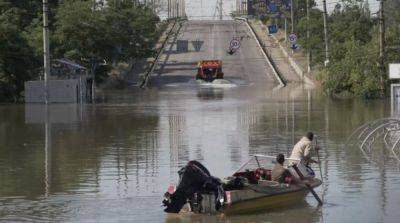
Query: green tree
54,1,112,62
297,8,324,66
0,2,40,101
320,38,380,97
313,0,384,97
54,1,159,76
103,1,159,63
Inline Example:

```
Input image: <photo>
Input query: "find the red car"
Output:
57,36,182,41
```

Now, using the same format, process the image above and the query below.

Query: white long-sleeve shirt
289,136,313,161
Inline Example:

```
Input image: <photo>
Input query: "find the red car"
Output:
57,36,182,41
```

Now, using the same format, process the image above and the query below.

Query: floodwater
1,83,399,223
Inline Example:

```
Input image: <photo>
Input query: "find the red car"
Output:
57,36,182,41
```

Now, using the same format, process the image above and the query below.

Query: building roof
54,59,87,71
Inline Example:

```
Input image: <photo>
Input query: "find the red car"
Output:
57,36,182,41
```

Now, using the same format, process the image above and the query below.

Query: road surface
150,20,278,88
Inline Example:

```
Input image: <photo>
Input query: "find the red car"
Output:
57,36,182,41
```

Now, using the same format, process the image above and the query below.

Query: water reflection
196,88,224,100
1,85,400,222
44,107,51,197
26,104,88,197
164,201,322,223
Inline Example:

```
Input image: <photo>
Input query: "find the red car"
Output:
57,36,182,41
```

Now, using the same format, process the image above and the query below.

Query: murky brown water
1,84,399,222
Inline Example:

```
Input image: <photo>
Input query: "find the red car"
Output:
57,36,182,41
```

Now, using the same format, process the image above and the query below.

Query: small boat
162,155,322,215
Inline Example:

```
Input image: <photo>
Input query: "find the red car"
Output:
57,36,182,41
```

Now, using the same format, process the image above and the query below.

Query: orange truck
196,60,224,82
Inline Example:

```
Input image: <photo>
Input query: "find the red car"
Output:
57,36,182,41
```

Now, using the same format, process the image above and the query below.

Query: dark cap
276,153,285,164
306,132,314,141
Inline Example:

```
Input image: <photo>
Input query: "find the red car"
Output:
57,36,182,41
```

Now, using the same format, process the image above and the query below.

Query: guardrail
269,34,315,86
139,19,183,88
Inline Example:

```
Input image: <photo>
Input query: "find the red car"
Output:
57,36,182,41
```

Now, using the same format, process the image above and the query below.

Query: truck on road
196,60,224,82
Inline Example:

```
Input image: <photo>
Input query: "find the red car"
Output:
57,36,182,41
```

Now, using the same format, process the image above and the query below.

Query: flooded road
1,85,400,222
1,20,400,222
150,20,277,88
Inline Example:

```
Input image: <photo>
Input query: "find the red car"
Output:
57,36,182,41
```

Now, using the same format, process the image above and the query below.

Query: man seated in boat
289,132,320,166
271,154,292,183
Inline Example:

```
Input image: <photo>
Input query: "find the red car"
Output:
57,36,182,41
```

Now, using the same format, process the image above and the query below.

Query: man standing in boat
289,132,320,166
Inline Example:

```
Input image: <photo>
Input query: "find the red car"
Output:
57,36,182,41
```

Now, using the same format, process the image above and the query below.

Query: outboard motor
162,160,224,213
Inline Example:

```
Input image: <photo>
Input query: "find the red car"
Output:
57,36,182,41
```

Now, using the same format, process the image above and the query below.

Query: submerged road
3,18,399,223
150,20,278,87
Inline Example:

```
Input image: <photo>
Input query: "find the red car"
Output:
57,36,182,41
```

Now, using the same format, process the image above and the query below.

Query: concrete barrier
25,79,89,103
270,34,315,87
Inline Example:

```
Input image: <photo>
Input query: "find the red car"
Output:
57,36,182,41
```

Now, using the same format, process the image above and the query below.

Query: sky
315,0,379,14
157,0,381,20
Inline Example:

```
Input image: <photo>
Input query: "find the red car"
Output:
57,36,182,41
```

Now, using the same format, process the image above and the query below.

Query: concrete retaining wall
237,17,286,87
270,35,315,86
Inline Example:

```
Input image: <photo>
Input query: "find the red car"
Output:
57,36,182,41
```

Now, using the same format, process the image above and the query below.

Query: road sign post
288,33,297,44
229,39,241,50
268,25,278,34
288,33,297,53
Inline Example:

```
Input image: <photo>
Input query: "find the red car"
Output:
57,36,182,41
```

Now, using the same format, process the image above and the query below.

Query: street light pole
168,0,170,19
176,0,179,18
322,0,329,66
290,0,294,33
42,0,51,104
284,17,287,42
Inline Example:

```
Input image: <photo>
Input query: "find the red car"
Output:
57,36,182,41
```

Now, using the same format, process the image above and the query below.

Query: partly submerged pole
43,0,51,104
316,137,323,183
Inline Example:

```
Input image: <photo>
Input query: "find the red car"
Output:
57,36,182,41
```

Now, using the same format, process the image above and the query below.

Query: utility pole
170,0,173,18
172,0,175,18
290,0,294,33
176,0,179,18
306,0,311,73
43,0,50,104
322,0,329,66
168,0,170,19
379,0,386,92
183,0,186,18
219,0,223,20
284,17,287,42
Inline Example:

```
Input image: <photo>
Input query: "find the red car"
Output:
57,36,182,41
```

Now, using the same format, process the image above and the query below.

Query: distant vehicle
196,60,224,82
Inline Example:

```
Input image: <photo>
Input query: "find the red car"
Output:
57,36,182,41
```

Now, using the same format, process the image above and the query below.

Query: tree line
0,0,160,102
299,0,400,98
261,0,400,98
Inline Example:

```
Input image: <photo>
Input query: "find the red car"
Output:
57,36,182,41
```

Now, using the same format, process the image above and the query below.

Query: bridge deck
150,20,277,87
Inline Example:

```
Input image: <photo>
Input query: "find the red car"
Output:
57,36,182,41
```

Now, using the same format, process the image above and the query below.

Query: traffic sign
289,33,297,44
389,64,400,79
191,40,203,52
268,25,278,34
230,39,241,50
268,3,278,13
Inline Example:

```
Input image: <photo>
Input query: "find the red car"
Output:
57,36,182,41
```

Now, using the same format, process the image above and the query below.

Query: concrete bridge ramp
151,20,278,88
